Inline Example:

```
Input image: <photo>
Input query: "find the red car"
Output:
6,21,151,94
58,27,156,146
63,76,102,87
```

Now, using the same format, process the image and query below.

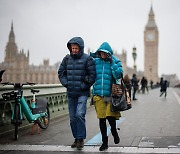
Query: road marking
85,117,125,145
0,144,180,153
173,90,180,105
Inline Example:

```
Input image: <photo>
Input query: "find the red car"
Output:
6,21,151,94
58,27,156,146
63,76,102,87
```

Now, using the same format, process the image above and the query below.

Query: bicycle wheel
14,104,20,140
36,106,50,129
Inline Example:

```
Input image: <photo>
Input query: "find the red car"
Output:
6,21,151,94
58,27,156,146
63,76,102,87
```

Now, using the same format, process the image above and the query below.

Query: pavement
0,87,180,153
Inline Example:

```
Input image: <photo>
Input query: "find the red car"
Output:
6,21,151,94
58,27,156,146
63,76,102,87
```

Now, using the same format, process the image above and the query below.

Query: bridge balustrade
0,84,70,136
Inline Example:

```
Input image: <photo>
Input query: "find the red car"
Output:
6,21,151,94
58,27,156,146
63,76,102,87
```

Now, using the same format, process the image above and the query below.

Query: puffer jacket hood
67,37,84,59
96,42,113,55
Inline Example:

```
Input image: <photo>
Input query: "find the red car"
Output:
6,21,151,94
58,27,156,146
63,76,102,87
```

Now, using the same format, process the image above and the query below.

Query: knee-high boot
99,118,108,151
107,116,120,144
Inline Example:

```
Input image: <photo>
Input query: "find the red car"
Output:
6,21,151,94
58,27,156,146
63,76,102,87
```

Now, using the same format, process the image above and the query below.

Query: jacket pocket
80,82,89,90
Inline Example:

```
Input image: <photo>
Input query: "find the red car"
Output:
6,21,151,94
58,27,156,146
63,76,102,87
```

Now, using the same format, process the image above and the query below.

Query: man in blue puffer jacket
90,42,123,151
58,37,96,150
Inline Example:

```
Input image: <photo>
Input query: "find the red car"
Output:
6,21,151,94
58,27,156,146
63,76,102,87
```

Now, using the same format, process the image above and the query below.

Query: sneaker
71,139,77,148
76,139,84,150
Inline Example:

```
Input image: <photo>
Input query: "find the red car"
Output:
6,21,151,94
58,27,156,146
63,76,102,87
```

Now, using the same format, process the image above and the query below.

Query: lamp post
132,46,137,71
149,65,152,81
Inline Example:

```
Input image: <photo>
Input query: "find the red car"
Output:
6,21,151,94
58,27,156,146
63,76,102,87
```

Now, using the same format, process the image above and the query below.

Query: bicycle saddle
31,89,40,94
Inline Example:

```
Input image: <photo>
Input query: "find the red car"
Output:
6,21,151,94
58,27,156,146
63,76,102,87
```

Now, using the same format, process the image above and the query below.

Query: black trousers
99,116,117,142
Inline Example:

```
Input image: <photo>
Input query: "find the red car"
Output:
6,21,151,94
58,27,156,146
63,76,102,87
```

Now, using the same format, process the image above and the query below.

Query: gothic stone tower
2,22,59,84
144,6,159,83
4,22,29,83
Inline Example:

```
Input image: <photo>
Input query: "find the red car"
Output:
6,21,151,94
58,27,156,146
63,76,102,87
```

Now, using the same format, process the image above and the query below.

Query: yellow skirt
93,95,121,119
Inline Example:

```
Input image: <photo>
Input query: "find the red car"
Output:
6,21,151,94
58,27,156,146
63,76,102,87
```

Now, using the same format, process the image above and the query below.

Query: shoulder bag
110,75,132,112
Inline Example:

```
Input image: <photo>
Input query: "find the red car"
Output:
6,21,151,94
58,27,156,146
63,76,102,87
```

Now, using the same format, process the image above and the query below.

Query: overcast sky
0,0,180,79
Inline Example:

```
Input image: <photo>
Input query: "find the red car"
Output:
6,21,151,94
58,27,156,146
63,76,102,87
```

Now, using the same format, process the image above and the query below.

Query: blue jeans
68,96,88,139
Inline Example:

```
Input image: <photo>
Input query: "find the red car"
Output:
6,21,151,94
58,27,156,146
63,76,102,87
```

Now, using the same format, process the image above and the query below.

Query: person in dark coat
160,77,164,89
150,80,154,89
160,79,168,98
140,76,148,93
58,37,96,150
131,74,139,100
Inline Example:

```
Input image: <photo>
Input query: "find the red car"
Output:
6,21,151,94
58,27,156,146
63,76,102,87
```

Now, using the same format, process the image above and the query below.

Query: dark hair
124,74,130,82
133,74,136,77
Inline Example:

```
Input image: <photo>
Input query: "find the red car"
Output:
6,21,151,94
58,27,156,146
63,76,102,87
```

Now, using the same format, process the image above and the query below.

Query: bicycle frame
2,82,50,140
14,96,46,122
1,71,50,140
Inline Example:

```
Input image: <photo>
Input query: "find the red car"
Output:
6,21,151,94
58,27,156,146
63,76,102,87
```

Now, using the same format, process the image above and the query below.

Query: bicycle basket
2,91,22,101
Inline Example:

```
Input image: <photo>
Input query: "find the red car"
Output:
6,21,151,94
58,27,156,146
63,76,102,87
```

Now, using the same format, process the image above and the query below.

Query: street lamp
132,46,137,70
149,65,152,81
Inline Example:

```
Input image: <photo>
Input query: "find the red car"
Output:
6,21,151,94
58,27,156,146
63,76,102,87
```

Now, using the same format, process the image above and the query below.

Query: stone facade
0,22,60,84
1,23,139,84
3,6,172,85
114,50,135,78
144,6,159,83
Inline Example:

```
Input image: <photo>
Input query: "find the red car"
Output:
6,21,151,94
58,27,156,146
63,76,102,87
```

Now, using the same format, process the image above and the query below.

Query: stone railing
0,84,91,136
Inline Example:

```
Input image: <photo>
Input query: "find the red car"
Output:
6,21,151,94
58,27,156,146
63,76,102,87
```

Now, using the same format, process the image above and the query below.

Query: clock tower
144,6,159,82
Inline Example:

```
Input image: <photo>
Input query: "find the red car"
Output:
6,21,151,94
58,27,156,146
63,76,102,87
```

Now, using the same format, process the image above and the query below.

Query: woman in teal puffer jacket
90,42,123,151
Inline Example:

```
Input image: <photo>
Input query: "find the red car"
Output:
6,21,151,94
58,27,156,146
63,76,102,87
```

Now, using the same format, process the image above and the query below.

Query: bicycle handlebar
1,82,36,90
1,82,36,100
26,82,36,86
1,82,36,86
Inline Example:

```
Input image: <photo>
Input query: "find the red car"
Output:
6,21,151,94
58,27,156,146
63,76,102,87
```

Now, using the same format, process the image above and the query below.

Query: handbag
110,75,132,112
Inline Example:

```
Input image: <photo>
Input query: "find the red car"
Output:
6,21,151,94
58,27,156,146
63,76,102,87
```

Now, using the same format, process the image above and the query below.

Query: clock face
147,33,154,41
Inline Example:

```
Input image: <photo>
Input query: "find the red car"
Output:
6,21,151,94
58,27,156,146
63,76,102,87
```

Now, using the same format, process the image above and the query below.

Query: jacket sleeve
90,52,96,58
58,57,68,88
84,56,96,87
111,55,123,80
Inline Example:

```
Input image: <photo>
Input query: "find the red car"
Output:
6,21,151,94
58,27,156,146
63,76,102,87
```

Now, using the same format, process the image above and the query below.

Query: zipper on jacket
73,59,75,87
101,64,104,96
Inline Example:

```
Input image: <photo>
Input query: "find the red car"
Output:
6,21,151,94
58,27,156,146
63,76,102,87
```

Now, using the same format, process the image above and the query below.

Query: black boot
107,116,120,144
111,128,120,144
99,118,108,151
76,139,84,150
99,136,108,151
71,139,77,148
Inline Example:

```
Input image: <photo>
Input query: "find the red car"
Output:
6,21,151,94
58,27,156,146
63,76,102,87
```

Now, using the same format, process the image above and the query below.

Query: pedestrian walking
140,76,148,93
131,74,139,100
90,42,123,151
123,74,132,99
160,79,168,98
160,77,164,89
150,80,154,89
58,37,96,150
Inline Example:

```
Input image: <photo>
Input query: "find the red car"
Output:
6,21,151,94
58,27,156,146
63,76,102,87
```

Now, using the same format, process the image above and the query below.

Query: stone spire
9,21,15,42
5,21,18,62
146,5,157,29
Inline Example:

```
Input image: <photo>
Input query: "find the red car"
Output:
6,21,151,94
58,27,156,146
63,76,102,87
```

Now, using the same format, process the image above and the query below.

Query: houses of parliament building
0,6,156,85
0,22,60,84
1,6,179,85
0,22,131,84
